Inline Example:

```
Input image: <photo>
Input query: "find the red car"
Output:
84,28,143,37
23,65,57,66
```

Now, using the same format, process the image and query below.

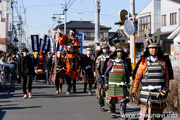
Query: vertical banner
50,38,54,53
8,13,12,31
76,34,83,53
31,35,40,52
57,41,64,53
42,35,50,53
53,40,56,54
39,38,44,52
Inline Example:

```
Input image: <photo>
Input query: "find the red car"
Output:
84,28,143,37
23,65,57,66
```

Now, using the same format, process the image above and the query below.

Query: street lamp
52,15,57,22
51,14,64,23
51,14,65,32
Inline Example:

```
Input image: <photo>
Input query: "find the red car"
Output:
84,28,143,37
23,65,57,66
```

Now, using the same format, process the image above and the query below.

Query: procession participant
95,42,111,111
65,45,81,95
44,52,52,84
82,48,95,95
37,51,45,68
17,48,35,99
104,43,132,119
57,29,79,47
51,51,65,94
132,29,173,120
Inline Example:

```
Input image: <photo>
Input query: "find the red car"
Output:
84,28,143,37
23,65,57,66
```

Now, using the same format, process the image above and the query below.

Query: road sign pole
130,0,135,69
133,17,135,69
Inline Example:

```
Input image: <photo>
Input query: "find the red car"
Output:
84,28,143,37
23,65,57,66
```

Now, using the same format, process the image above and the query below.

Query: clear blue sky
17,0,151,37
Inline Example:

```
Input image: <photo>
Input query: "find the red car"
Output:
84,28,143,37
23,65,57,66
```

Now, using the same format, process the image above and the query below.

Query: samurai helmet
144,28,163,48
115,43,123,52
98,39,109,49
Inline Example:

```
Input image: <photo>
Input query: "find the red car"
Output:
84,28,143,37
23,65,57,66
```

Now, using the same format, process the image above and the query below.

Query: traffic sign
124,20,135,35
76,34,83,53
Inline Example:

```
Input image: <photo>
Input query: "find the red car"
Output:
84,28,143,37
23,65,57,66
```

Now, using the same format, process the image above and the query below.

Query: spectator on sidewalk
7,53,17,83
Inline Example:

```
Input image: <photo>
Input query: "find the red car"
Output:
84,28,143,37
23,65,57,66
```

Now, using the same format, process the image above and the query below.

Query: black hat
22,48,29,53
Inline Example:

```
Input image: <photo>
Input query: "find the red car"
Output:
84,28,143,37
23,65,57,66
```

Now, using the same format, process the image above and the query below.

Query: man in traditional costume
65,45,81,94
104,43,132,119
57,28,81,95
95,43,111,111
132,29,173,120
82,48,95,95
37,51,45,68
57,29,79,47
51,51,65,94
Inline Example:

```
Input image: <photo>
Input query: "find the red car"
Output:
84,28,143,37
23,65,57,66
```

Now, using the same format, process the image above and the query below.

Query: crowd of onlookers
0,51,36,84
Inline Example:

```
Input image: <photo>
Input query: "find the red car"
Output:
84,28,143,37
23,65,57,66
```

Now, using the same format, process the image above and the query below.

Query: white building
168,26,180,44
136,0,180,54
0,0,13,52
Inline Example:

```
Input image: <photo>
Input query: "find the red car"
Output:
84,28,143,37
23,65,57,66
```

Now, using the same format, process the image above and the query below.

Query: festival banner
42,35,50,53
56,41,64,53
8,12,12,31
31,35,40,52
50,38,54,53
39,38,44,52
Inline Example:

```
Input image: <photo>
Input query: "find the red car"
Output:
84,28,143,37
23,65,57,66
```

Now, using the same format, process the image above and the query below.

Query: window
84,32,94,40
84,32,108,40
138,15,151,37
170,12,177,25
162,15,166,26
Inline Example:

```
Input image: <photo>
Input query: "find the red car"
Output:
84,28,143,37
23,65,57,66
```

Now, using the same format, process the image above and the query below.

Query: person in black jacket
17,48,35,99
44,52,52,84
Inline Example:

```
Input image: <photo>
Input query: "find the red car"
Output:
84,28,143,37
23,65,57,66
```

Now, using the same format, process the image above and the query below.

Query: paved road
0,81,179,120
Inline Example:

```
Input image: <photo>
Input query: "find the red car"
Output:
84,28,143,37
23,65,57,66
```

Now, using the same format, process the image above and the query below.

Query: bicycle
0,66,13,90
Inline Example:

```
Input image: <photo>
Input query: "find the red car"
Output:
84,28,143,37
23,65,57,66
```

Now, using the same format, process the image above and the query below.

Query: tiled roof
53,21,111,31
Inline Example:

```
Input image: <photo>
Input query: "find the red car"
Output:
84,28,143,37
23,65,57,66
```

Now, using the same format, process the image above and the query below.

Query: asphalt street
0,81,179,120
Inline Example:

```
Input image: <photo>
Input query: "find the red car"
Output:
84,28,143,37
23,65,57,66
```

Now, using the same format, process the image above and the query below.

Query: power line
68,8,118,20
68,9,118,20
19,3,118,19
67,0,76,10
24,4,61,8
67,0,72,6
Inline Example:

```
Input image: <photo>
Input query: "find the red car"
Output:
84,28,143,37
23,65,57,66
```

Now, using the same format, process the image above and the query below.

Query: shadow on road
0,105,41,120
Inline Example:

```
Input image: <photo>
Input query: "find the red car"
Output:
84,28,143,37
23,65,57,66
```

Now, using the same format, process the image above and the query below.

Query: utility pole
130,0,135,68
18,5,22,51
10,0,13,52
94,0,100,44
64,0,67,34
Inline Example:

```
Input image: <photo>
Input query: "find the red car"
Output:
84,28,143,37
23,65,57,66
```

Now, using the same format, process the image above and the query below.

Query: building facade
0,0,13,52
136,0,180,55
